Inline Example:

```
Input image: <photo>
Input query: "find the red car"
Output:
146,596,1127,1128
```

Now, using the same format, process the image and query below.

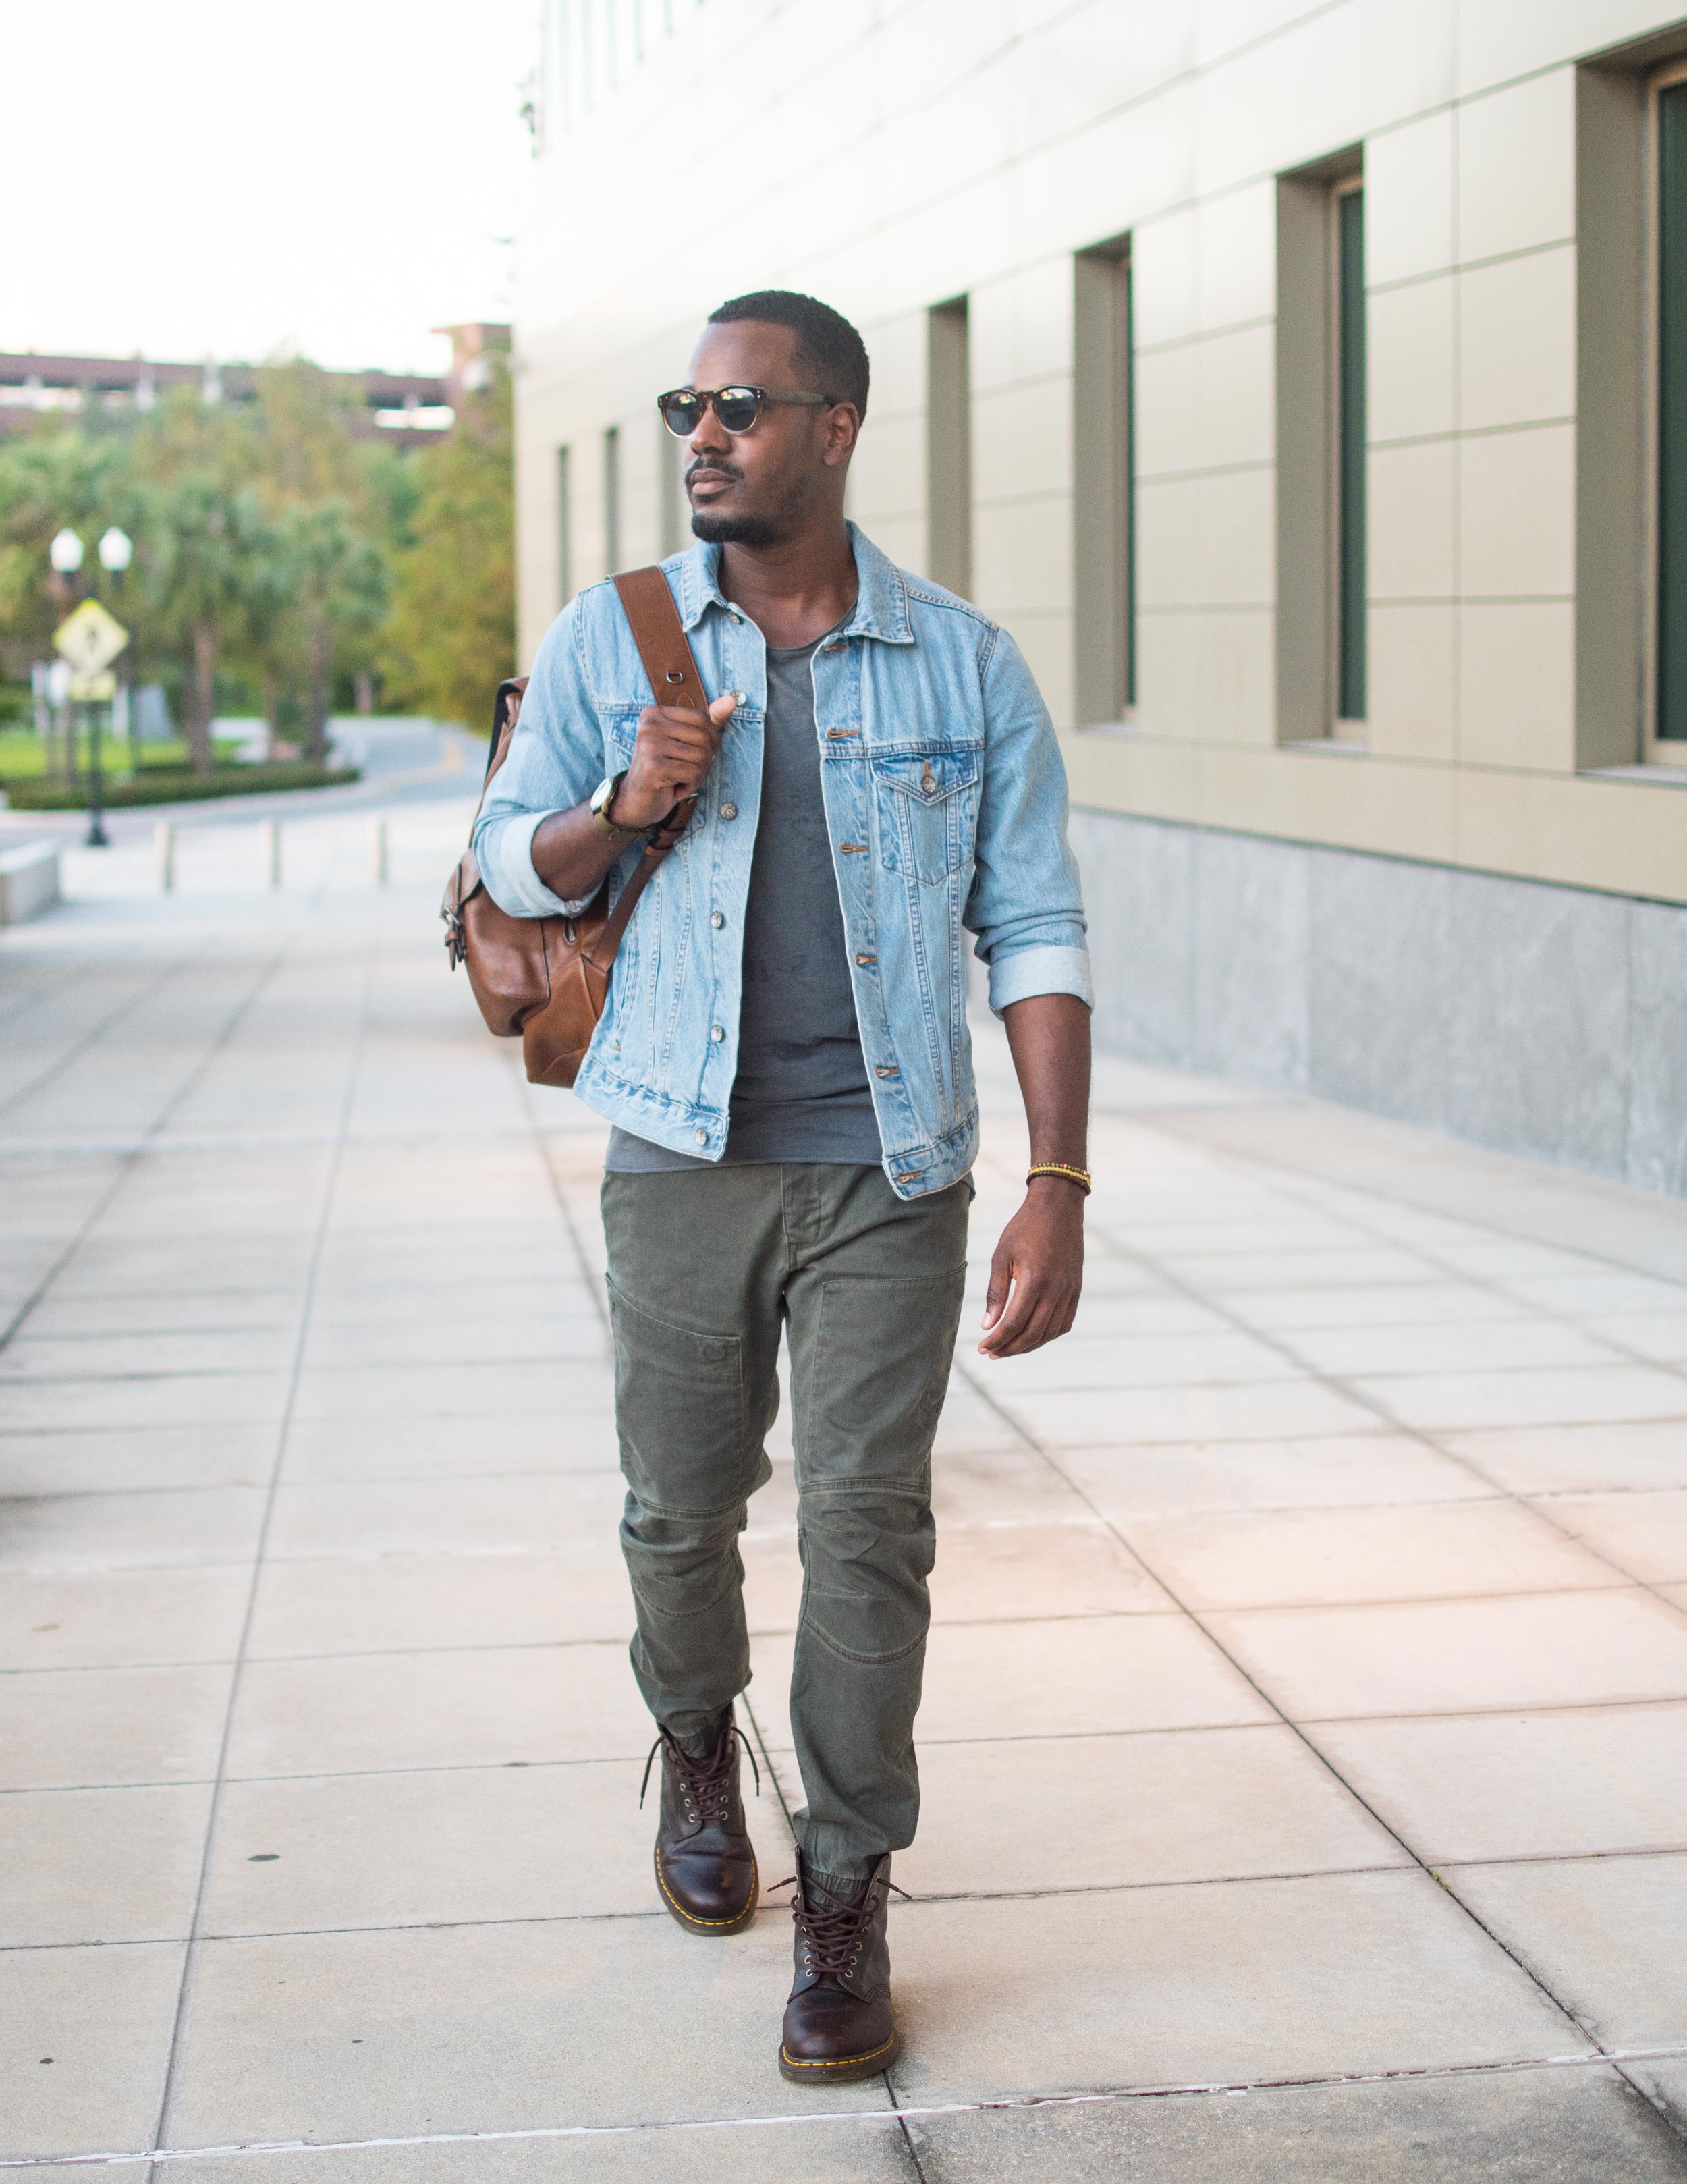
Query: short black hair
707,290,870,420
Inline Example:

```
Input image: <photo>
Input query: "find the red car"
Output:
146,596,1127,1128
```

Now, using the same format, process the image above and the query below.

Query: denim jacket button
693,1129,708,1145
711,912,724,929
719,802,738,820
709,1025,725,1042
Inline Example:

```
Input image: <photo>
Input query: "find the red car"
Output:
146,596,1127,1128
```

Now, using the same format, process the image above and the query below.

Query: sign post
53,600,129,848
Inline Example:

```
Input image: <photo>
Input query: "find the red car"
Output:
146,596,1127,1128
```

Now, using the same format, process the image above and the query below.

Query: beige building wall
513,3,1687,1195
514,0,1687,912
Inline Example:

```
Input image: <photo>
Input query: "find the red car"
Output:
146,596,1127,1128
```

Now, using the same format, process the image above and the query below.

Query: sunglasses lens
659,394,700,437
716,389,761,432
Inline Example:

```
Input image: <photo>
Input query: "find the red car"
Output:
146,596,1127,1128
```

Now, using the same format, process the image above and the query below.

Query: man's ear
822,403,860,468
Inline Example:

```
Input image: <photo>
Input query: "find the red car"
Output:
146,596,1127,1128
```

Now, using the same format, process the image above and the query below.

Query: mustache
686,457,742,487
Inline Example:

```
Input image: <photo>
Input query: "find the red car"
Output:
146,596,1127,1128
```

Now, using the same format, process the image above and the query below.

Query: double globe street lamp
47,526,134,846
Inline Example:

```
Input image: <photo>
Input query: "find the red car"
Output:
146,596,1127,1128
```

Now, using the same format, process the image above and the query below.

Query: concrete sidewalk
3,807,1686,2180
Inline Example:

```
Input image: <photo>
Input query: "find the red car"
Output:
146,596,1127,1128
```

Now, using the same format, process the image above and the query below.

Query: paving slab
1450,1853,1687,2050
750,1612,1272,1750
202,1757,791,1935
910,2067,1687,2181
1055,1431,1491,1521
162,1917,893,2149
1310,1703,1687,1863
0,1563,250,1671
1545,1491,1687,1585
1118,1498,1616,1610
0,1939,184,2160
884,1871,1580,2107
0,1481,269,1573
226,1642,653,1777
0,1421,279,1496
882,1723,1406,1897
246,1546,636,1658
173,2117,916,2182
262,1468,624,1561
6,813,1687,2177
0,1662,231,1790
1435,1421,1687,1496
281,1408,619,1481
1206,1589,1687,1720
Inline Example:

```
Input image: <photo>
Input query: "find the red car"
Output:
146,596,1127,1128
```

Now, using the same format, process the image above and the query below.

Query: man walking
475,290,1090,2081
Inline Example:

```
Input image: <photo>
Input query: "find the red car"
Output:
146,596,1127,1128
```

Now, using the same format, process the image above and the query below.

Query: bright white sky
3,1,541,377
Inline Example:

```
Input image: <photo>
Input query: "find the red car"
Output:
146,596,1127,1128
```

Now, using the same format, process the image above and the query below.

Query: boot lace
638,1722,758,1823
771,1864,910,1980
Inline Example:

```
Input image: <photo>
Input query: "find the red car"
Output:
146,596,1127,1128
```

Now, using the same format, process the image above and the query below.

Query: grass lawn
0,732,357,809
0,730,247,782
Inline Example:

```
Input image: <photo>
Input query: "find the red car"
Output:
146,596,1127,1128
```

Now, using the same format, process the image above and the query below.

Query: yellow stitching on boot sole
655,1848,759,1928
780,2033,899,2071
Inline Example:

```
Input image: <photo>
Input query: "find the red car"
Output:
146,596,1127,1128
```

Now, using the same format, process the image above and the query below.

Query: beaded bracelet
1026,1162,1093,1195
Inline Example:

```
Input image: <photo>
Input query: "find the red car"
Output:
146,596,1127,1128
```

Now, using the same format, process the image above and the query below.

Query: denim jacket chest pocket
872,746,981,885
603,709,642,765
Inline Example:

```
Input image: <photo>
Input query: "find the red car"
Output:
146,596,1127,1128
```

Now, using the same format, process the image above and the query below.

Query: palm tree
146,473,274,772
277,502,385,763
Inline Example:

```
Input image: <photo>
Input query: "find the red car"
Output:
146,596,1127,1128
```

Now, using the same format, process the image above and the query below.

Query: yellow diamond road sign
53,598,130,679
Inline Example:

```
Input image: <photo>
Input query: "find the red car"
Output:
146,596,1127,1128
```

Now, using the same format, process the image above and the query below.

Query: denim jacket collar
675,521,915,644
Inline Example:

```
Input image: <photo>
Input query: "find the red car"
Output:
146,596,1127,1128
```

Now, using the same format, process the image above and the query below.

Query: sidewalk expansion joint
11,2046,1687,2171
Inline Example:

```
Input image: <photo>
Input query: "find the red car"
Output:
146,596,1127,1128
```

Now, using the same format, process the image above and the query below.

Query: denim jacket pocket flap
871,748,980,804
873,748,980,883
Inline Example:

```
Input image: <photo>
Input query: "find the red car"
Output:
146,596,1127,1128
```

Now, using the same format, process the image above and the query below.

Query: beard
690,508,781,546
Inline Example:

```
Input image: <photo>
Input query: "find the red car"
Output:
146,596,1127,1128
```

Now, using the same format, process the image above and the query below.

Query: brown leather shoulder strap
613,567,707,716
584,568,711,964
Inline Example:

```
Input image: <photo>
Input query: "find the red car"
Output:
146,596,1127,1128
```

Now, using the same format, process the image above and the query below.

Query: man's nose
690,408,732,460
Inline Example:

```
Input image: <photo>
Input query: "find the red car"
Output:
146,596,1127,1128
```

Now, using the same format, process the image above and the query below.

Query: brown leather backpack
440,567,709,1088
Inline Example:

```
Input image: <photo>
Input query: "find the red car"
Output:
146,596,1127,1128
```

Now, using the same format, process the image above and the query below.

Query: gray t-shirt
604,626,880,1173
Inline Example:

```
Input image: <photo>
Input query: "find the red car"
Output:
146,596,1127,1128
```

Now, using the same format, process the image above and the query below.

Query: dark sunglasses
656,384,833,437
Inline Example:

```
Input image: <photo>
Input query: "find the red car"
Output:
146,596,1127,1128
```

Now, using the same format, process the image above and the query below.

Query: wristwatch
589,771,635,837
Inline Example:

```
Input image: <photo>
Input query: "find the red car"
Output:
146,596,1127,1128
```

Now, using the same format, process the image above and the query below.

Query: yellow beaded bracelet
1026,1162,1092,1194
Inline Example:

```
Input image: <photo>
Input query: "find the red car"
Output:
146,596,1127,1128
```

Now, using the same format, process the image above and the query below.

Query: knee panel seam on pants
796,1613,930,1668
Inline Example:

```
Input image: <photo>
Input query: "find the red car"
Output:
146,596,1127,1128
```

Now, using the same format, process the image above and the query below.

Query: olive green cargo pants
602,1163,970,1883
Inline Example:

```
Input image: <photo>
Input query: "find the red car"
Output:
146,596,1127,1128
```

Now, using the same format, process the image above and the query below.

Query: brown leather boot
642,1715,758,1936
779,1851,900,2083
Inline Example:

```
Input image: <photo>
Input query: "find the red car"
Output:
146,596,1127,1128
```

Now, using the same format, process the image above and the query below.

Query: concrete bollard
369,817,389,886
260,819,281,890
155,823,175,894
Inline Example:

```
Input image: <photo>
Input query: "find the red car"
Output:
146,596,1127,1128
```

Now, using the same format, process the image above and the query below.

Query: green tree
277,501,387,760
146,470,275,771
381,356,514,726
0,428,140,651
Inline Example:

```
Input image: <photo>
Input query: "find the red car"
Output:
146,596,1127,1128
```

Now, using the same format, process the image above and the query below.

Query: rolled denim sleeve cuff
475,810,598,919
987,942,1093,1016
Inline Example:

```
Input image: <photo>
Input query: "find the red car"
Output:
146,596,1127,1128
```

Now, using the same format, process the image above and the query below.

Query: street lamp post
97,528,134,805
47,530,84,790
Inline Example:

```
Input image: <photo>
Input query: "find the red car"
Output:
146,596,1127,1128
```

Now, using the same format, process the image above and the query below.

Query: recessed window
1073,238,1134,722
927,298,972,598
1653,63,1687,761
1275,153,1364,743
557,445,572,606
603,423,621,575
1332,176,1367,726
659,416,686,557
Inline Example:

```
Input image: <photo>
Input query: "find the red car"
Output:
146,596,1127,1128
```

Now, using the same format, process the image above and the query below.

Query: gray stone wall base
1069,807,1687,1200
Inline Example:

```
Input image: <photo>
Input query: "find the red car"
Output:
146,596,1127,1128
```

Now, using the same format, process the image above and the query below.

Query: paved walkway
3,805,1687,2181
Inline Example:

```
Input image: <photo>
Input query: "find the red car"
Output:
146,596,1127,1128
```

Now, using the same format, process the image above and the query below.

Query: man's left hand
978,1179,1084,1358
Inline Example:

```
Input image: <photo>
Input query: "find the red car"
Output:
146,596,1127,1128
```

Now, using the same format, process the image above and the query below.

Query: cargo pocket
606,1278,768,1514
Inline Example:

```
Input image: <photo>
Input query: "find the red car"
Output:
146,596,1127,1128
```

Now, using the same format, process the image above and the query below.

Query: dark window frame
1073,236,1136,726
1332,175,1368,726
1653,61,1687,757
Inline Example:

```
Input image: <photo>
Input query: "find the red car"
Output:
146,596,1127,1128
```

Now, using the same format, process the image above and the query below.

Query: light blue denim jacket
475,524,1090,1199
